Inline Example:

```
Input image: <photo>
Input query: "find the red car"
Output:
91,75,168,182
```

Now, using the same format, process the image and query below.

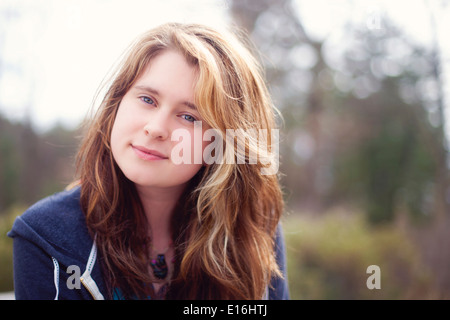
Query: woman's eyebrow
183,101,198,111
133,85,159,95
133,85,198,111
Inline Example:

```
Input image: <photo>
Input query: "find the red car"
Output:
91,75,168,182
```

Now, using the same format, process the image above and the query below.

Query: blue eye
182,114,196,122
141,96,155,105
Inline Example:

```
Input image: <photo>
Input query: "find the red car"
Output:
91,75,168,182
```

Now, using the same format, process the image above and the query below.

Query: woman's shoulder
15,186,85,235
8,185,94,262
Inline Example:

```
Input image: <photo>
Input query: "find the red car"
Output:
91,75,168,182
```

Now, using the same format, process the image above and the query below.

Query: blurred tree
0,116,21,209
425,0,449,222
332,77,436,224
0,113,78,213
229,0,447,224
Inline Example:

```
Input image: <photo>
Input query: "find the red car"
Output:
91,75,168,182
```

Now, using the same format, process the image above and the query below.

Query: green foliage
0,117,23,209
284,211,436,299
333,81,437,224
0,206,23,292
0,116,79,213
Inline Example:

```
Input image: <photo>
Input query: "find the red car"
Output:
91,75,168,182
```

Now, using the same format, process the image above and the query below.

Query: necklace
150,254,168,279
149,242,172,280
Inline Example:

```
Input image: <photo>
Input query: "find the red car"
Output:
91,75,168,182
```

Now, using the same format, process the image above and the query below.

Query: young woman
9,23,289,300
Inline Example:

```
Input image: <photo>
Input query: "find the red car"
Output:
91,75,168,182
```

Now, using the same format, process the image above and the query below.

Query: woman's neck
135,183,186,249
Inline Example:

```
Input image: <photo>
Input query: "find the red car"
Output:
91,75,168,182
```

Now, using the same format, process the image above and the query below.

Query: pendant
150,254,168,279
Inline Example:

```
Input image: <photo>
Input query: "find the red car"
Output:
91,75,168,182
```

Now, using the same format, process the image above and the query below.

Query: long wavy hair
75,23,284,299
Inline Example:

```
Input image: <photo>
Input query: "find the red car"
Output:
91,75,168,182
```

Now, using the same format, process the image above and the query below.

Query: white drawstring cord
80,238,105,300
50,236,104,300
51,257,59,300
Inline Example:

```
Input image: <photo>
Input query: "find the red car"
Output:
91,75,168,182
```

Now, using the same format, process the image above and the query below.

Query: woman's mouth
131,145,169,161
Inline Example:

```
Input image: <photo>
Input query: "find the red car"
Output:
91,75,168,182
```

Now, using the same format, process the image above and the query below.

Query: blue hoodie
8,186,289,300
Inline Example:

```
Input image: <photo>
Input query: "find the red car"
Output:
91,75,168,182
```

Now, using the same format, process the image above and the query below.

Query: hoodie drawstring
80,238,105,300
50,237,104,300
51,257,59,300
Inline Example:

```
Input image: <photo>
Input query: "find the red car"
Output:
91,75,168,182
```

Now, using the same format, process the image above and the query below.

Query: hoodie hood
8,186,107,299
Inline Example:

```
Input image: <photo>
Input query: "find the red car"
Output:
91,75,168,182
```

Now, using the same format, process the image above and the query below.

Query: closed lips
132,145,168,159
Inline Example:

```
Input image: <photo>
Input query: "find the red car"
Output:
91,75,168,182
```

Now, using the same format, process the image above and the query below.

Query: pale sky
0,0,449,133
0,0,231,131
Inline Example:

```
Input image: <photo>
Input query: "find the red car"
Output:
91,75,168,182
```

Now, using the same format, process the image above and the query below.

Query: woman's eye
181,114,196,122
141,96,155,105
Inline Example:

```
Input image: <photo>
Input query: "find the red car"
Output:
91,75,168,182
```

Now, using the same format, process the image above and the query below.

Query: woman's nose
143,110,170,140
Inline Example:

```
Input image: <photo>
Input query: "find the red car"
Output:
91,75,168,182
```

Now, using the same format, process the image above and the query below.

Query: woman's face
111,50,209,193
